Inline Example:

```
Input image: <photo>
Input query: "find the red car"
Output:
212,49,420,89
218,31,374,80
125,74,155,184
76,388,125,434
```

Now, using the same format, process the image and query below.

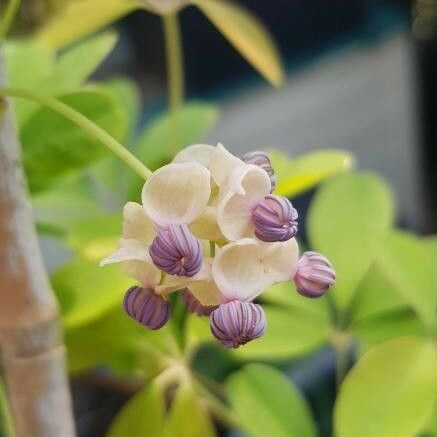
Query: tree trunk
0,51,75,436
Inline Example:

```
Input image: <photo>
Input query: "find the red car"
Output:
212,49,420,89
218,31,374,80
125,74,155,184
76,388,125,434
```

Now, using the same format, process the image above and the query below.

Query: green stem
331,329,350,391
0,378,14,437
0,87,152,179
0,0,20,42
162,12,184,153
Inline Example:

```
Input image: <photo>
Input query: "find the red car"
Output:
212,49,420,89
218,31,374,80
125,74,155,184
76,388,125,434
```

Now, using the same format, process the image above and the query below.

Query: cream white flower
142,161,211,227
212,237,299,302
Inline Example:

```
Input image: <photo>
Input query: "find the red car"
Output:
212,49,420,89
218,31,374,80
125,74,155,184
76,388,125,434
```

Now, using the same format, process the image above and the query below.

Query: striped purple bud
210,300,266,348
149,224,202,277
242,150,276,192
123,286,170,329
294,251,336,298
181,289,218,316
252,195,298,242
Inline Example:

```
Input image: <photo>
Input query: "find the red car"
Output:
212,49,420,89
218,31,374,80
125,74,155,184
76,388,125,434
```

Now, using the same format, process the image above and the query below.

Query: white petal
212,238,274,302
100,239,150,265
216,164,271,241
209,143,244,187
156,258,221,305
123,202,155,244
100,239,160,288
173,144,216,168
142,162,211,227
260,238,300,282
190,206,224,241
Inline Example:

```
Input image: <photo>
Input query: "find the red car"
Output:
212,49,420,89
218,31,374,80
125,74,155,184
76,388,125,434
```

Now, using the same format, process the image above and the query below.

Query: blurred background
20,0,436,231
85,0,435,233
6,0,437,436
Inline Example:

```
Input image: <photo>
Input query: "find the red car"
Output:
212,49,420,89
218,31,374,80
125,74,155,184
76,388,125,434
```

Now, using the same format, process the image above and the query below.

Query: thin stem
0,378,14,437
209,241,216,257
330,329,351,391
162,12,184,153
0,87,152,179
0,0,20,42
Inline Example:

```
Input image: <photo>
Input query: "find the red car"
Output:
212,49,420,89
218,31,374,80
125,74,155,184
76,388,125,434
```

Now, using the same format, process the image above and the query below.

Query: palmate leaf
269,149,353,198
106,381,166,437
162,384,216,437
21,89,125,192
375,231,435,329
47,31,118,93
37,0,143,49
234,304,329,360
52,257,131,330
192,0,283,86
307,172,394,310
227,364,317,437
334,336,437,437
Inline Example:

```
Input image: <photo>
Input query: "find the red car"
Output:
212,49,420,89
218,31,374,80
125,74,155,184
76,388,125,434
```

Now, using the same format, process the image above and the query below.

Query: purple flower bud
252,195,298,242
123,286,171,329
242,150,276,192
210,300,266,348
294,251,336,298
181,289,218,316
149,224,202,277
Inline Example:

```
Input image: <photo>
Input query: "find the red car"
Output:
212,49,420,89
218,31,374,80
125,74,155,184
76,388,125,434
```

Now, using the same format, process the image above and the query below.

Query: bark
0,52,75,436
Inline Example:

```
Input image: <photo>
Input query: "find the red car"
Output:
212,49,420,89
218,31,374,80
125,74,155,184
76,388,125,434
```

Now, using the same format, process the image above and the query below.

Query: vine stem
162,12,184,154
0,0,20,42
331,329,351,391
0,87,152,179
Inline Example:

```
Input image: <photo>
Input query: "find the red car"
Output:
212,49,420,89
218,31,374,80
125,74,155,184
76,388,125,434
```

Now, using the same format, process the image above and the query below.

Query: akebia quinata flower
101,143,336,348
294,251,336,298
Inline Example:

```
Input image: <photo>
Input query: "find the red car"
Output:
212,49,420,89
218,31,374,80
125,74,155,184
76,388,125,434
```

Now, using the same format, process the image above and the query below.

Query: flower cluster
101,144,335,348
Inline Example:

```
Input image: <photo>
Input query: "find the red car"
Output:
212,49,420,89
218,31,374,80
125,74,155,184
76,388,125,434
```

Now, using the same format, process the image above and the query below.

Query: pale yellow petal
173,144,216,168
122,201,155,244
142,162,211,226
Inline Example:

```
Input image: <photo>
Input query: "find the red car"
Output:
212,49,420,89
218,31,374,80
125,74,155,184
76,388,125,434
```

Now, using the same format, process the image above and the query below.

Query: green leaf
269,149,354,198
37,0,142,49
128,102,219,197
163,384,216,437
65,306,173,374
193,0,283,86
4,39,55,124
375,231,435,328
21,89,125,192
227,364,317,437
234,305,329,360
33,175,102,236
66,214,121,260
90,78,141,196
52,257,131,329
334,336,437,437
261,281,330,319
351,309,426,353
49,31,118,93
308,172,394,310
106,381,166,437
349,264,407,323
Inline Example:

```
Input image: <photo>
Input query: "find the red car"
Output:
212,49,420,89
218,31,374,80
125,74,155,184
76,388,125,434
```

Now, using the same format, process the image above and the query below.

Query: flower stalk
0,0,20,42
163,12,184,153
0,87,152,179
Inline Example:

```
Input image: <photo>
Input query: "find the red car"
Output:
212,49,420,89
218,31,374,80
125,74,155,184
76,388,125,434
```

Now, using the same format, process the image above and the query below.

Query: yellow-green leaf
52,257,131,329
192,0,283,86
227,364,317,437
38,0,143,49
335,336,437,437
376,231,435,328
163,384,216,437
308,172,394,310
106,381,166,437
269,149,353,198
234,305,329,360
